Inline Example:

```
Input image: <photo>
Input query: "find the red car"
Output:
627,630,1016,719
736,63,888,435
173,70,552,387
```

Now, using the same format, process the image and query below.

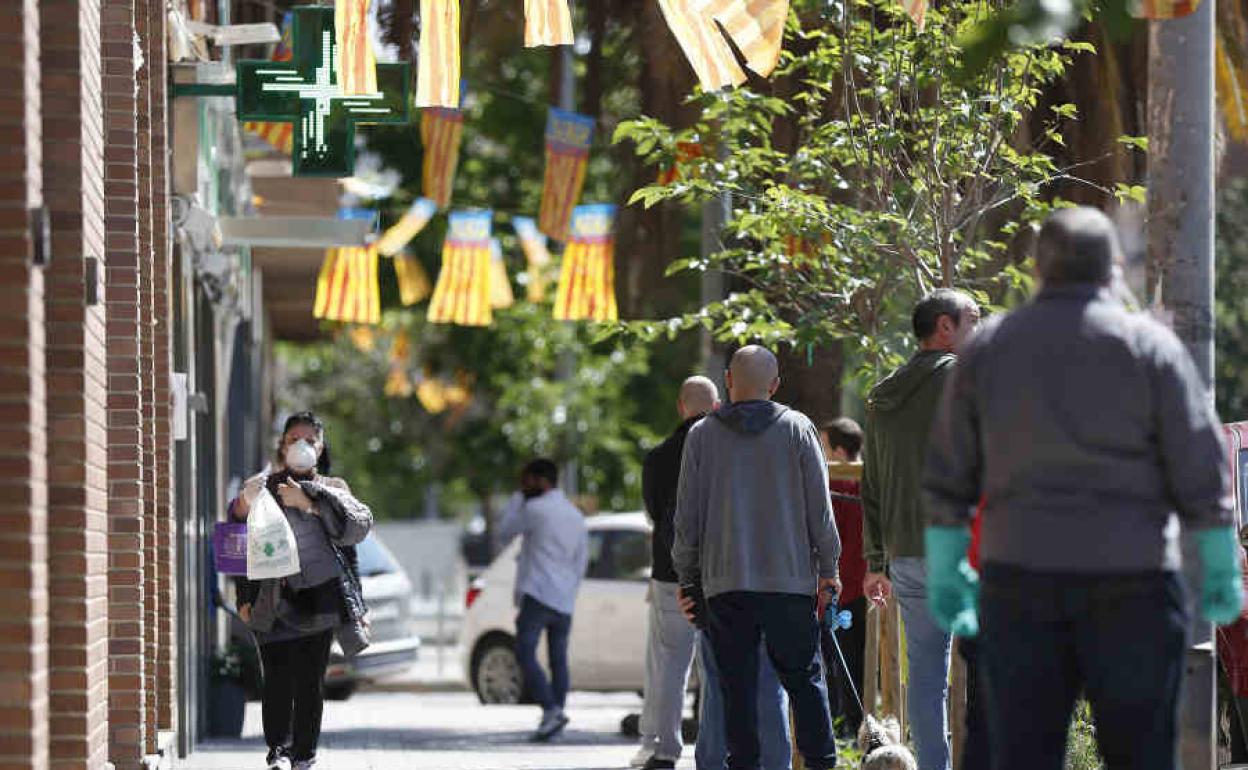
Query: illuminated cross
235,6,410,177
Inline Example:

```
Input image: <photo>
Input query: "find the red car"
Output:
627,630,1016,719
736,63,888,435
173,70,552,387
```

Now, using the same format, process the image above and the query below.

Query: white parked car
460,512,653,704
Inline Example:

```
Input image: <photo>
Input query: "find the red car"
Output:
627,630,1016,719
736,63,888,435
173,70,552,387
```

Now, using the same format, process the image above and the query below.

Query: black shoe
641,758,676,770
265,748,292,770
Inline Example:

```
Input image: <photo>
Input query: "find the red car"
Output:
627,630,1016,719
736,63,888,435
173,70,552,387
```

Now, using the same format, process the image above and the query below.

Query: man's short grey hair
1035,207,1121,287
679,376,719,414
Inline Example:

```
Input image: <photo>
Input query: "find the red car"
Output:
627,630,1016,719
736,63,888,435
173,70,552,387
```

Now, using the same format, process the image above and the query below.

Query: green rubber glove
1196,527,1244,625
924,526,980,638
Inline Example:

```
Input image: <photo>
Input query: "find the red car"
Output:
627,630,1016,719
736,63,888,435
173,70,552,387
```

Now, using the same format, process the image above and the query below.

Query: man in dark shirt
633,376,720,770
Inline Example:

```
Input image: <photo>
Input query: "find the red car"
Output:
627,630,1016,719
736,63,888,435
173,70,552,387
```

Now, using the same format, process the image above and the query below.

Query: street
177,691,691,770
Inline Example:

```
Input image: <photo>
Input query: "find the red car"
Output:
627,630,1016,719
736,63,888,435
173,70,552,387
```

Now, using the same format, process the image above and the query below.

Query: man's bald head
727,345,780,402
1035,206,1121,287
678,376,720,419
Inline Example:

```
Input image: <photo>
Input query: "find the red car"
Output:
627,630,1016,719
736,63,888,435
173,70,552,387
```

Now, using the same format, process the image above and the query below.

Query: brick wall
40,0,110,767
102,0,147,764
0,2,48,770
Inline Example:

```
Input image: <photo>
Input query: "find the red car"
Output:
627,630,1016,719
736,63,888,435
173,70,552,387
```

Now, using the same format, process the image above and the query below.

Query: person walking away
820,417,866,738
862,289,980,770
673,345,842,770
232,412,374,770
634,376,719,770
497,458,590,742
694,631,793,770
922,206,1243,770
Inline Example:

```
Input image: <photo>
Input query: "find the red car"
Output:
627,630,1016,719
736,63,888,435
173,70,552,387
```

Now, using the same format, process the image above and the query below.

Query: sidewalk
363,643,466,694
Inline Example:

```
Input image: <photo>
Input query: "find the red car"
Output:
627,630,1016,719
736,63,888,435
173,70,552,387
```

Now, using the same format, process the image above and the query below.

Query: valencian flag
899,0,927,28
524,0,574,46
375,198,437,255
393,253,433,306
428,210,494,326
1130,0,1200,17
513,216,552,302
489,239,515,309
417,0,461,107
657,0,745,91
553,204,618,322
336,0,377,95
384,330,414,398
539,108,595,242
243,12,295,154
314,245,382,324
421,108,464,209
658,0,789,91
699,0,789,76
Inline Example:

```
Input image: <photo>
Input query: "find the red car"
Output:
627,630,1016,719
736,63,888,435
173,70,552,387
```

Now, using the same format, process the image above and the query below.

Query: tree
1216,177,1248,420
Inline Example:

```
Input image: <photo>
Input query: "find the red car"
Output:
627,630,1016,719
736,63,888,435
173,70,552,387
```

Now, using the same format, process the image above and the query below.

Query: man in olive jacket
861,289,979,770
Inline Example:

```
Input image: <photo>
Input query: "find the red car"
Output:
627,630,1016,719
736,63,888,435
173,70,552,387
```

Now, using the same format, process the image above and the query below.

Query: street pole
557,41,579,500
1146,0,1216,765
701,189,728,390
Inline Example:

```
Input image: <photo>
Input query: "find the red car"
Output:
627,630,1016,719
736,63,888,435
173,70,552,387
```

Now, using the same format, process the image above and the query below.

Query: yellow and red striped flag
337,0,378,95
421,109,464,209
314,245,382,325
384,329,414,397
417,0,461,108
697,0,789,77
539,108,595,242
553,204,618,322
489,239,515,309
524,0,574,47
899,0,926,29
393,253,433,306
513,216,552,302
243,12,294,154
657,141,704,185
1130,0,1201,18
428,210,493,326
375,198,437,255
656,0,746,91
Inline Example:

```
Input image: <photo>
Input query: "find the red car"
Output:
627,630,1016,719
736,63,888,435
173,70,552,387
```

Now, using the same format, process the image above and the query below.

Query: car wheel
324,682,356,701
473,637,525,705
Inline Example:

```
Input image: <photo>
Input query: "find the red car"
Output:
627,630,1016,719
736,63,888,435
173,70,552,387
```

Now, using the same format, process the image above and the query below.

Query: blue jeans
892,557,953,770
696,632,791,770
706,592,836,770
980,564,1189,770
514,594,572,712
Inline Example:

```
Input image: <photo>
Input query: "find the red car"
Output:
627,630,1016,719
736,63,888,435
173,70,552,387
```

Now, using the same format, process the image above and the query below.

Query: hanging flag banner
657,141,705,185
1130,0,1201,18
337,0,378,95
539,108,595,242
553,204,618,322
243,12,295,155
314,245,382,324
524,0,575,46
513,217,552,302
375,198,437,255
417,0,461,107
656,0,746,91
899,0,927,28
384,330,414,397
393,253,434,306
347,326,377,352
428,210,494,326
697,0,789,77
489,239,515,309
421,108,465,209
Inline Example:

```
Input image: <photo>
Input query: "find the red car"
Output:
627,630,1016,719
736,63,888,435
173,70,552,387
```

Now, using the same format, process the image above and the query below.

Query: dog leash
824,597,865,715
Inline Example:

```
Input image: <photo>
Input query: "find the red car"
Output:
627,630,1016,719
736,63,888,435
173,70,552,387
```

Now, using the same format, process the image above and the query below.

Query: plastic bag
246,488,301,580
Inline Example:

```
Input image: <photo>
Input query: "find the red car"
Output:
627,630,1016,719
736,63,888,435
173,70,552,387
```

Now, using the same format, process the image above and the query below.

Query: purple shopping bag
213,521,248,576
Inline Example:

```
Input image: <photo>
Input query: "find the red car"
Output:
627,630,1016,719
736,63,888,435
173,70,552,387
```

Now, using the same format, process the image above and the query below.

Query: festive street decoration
375,198,438,255
513,216,552,302
393,253,434,306
384,330,414,397
657,0,746,90
347,326,377,352
539,108,595,241
1130,0,1201,18
489,239,515,309
243,12,294,155
899,0,927,28
553,204,618,322
417,0,461,107
236,6,411,176
1219,38,1248,143
336,0,377,94
421,108,465,208
700,0,789,77
524,0,574,46
314,245,382,324
658,0,790,90
428,210,494,326
657,141,704,185
416,370,474,418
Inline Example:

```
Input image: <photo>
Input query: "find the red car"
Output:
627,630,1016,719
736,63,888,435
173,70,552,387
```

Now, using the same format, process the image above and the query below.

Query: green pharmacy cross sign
235,5,410,177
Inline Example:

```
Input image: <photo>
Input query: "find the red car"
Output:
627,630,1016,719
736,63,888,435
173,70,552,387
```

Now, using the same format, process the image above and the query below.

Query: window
355,535,399,577
586,531,610,579
1239,449,1248,529
608,531,652,582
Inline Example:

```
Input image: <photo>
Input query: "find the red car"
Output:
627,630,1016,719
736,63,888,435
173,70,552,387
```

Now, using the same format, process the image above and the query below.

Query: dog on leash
858,714,918,770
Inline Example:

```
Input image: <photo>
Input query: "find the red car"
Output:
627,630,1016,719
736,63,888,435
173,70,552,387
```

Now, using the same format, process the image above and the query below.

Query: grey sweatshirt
672,400,841,598
924,285,1234,573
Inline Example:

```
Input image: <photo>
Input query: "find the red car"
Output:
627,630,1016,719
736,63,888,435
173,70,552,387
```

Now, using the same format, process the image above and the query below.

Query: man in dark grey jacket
673,345,841,770
923,206,1243,770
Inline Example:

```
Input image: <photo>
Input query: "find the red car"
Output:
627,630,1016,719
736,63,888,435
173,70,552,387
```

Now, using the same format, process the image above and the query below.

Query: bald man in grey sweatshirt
672,346,842,770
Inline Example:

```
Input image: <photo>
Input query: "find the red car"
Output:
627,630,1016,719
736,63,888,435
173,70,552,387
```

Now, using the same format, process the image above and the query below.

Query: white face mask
284,439,319,473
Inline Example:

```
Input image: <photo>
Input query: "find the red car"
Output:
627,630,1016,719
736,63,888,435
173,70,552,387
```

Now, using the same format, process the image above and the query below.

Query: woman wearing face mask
230,411,373,770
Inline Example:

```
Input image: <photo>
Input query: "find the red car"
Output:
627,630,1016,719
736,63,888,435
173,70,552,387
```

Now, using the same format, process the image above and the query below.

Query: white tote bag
246,488,302,580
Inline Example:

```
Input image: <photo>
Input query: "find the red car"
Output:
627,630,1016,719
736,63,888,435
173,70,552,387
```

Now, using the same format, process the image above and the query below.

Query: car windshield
355,535,399,577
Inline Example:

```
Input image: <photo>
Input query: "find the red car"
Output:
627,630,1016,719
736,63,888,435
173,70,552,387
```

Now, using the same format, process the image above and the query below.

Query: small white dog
857,714,918,770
